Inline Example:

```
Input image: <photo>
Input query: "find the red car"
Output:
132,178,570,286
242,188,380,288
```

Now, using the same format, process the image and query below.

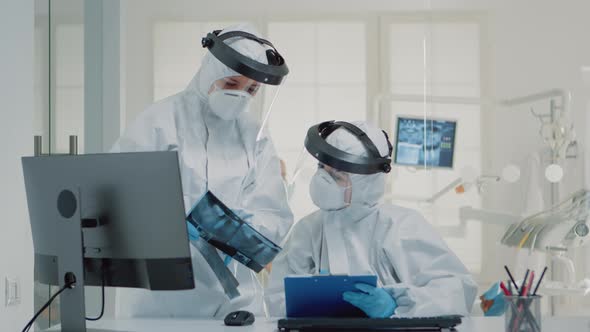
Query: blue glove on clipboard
284,275,378,318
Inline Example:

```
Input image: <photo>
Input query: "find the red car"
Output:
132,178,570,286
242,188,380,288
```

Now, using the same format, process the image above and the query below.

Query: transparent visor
291,146,353,188
208,75,283,208
283,146,355,215
291,147,352,187
318,163,352,188
256,77,286,142
209,76,263,96
208,75,284,143
291,146,315,187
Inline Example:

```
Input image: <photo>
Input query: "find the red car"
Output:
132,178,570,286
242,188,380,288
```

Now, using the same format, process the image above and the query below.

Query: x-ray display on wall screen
394,116,457,168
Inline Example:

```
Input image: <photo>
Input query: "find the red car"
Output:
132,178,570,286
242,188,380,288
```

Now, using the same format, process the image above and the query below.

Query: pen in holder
504,295,542,332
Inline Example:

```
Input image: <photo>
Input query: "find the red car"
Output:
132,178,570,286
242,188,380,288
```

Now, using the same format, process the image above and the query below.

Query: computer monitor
22,151,194,331
394,116,457,169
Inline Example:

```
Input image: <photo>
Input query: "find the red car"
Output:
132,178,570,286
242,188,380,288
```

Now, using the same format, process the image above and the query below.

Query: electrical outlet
5,277,20,306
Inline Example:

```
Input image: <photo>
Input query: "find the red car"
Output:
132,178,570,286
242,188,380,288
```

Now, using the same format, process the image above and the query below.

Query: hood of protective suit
186,23,269,102
324,121,390,211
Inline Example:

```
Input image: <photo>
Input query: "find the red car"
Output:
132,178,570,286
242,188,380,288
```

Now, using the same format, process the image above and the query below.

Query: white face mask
208,89,252,120
309,169,351,211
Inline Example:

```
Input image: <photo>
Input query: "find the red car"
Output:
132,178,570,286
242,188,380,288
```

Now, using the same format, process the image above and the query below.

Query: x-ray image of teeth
395,117,457,168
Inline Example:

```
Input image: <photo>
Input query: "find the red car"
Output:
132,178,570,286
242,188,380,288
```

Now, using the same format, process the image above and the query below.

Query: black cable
22,281,74,332
85,267,105,321
22,266,106,331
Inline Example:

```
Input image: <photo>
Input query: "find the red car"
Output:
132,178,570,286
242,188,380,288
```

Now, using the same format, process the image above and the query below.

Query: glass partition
30,0,590,324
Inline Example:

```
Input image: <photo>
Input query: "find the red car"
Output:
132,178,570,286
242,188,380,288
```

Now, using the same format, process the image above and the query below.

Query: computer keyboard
278,315,463,331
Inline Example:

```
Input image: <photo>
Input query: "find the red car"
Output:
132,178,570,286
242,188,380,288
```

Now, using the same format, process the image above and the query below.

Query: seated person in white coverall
265,120,478,318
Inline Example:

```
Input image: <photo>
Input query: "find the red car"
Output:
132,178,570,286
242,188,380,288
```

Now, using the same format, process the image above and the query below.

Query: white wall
0,0,35,330
481,0,590,314
121,0,490,126
486,0,590,213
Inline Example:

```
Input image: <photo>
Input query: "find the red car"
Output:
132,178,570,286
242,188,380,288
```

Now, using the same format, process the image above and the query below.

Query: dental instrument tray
186,190,282,272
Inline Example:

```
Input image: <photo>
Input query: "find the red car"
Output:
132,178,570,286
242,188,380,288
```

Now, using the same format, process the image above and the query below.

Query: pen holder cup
504,295,542,332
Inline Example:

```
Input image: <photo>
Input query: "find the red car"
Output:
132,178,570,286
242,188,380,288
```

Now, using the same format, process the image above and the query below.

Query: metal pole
69,135,78,155
549,98,559,316
34,136,43,156
549,101,559,208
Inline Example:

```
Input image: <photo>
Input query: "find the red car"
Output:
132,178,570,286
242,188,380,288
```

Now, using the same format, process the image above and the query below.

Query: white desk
74,316,590,332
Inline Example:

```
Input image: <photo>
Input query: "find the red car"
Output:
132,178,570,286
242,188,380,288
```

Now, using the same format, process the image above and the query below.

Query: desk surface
76,316,590,332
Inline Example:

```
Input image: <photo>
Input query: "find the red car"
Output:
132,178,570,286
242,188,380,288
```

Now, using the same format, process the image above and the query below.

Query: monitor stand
49,188,126,332
54,188,87,332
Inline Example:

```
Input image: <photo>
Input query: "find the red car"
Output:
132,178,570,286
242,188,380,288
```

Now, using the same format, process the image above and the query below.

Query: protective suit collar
321,207,380,274
325,202,379,224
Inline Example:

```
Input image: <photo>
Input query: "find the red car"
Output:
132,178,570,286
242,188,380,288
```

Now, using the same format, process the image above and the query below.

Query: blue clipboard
284,275,378,318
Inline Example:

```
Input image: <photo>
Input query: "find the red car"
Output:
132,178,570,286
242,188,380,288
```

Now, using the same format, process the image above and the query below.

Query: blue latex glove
224,255,232,266
187,221,200,241
482,282,506,316
342,283,397,318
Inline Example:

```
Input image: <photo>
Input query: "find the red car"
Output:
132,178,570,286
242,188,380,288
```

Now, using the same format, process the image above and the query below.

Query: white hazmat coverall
111,23,294,318
265,121,477,318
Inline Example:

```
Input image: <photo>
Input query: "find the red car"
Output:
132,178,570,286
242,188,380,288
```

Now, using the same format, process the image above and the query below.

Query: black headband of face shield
305,121,394,175
201,30,289,85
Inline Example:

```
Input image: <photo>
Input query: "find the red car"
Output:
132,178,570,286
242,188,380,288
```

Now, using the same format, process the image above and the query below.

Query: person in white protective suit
111,23,294,318
265,120,478,318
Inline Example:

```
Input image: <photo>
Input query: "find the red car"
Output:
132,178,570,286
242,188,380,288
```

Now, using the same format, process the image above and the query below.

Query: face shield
292,121,393,211
310,162,354,210
293,121,393,180
210,76,262,96
207,76,262,120
201,30,288,137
